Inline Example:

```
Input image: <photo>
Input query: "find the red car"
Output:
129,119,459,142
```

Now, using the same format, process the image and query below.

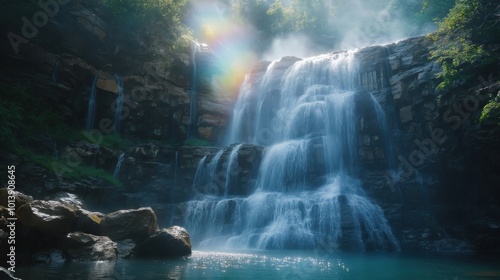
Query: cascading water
113,152,125,178
185,51,400,251
86,72,98,131
192,149,224,196
224,144,243,196
114,75,124,133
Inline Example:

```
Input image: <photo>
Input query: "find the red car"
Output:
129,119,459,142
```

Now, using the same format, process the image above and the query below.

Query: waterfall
188,42,200,138
192,149,225,196
86,72,98,130
113,153,125,178
224,144,243,196
369,93,396,170
114,75,124,133
185,51,399,251
192,156,207,188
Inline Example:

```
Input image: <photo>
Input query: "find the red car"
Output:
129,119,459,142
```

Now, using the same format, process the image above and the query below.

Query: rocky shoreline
0,188,192,268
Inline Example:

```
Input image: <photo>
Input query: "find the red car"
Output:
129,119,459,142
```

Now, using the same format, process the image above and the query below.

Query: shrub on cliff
480,98,500,127
102,0,191,52
0,82,122,186
430,0,500,89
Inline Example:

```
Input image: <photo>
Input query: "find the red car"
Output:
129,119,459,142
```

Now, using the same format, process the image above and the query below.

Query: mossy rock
480,100,500,127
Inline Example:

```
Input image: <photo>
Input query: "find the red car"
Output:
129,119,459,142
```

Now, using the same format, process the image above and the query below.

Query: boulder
135,226,191,258
0,267,20,280
100,207,158,243
63,232,117,261
17,200,77,236
1,206,11,227
74,209,103,235
47,192,84,210
0,188,33,210
116,239,136,258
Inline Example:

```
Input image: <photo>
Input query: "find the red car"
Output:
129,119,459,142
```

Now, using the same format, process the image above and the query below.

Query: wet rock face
109,144,264,210
63,232,118,261
189,144,265,197
116,239,135,258
100,207,158,243
2,1,229,144
135,226,191,258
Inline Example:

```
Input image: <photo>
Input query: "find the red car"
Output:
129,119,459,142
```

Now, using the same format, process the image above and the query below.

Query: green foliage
480,98,500,127
429,0,500,89
0,93,24,147
102,0,189,39
232,0,335,39
172,33,193,53
230,0,456,51
0,82,121,186
102,0,187,23
14,146,122,186
0,82,79,147
419,0,456,24
183,137,210,147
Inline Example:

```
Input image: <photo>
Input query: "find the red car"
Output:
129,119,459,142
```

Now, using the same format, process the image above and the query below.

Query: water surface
16,250,500,280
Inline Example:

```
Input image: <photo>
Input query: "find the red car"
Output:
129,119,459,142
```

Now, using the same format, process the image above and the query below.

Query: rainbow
188,1,258,99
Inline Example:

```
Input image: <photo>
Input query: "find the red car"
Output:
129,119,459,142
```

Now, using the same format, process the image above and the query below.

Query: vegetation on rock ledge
0,81,122,186
429,0,500,89
102,0,192,54
480,98,500,127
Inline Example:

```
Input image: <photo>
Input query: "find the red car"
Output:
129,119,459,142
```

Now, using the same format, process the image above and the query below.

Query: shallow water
16,251,500,280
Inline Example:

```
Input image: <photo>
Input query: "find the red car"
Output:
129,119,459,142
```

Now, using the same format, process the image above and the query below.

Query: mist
187,0,442,95
262,33,330,61
261,0,440,59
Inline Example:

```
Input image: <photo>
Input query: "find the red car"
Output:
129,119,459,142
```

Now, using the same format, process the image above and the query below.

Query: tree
429,0,500,89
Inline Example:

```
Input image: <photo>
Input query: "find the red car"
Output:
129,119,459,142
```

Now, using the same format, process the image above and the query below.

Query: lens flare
189,1,258,99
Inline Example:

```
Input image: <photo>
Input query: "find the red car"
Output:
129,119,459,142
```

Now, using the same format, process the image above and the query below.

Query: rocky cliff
1,1,231,143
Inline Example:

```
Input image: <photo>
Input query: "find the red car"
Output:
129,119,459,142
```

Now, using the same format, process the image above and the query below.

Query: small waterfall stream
86,72,98,130
186,51,400,251
113,152,125,178
224,144,243,196
114,75,124,133
188,42,200,137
